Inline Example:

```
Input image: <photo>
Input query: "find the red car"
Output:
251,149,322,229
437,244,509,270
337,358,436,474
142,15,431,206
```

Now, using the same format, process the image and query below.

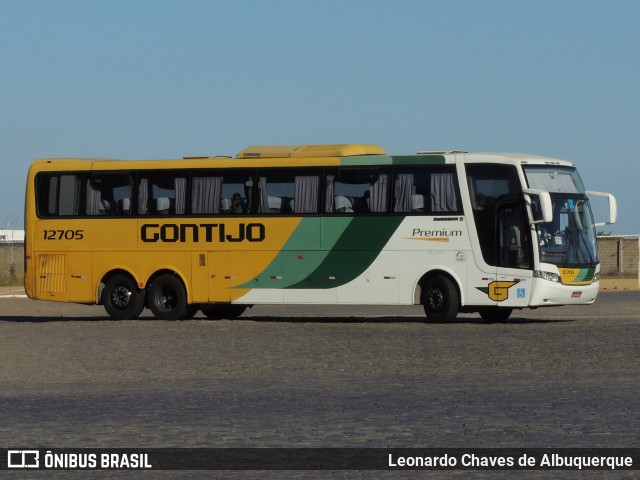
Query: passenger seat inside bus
268,196,282,213
334,195,354,213
98,199,114,215
118,198,131,215
156,197,171,214
410,194,425,212
220,198,232,214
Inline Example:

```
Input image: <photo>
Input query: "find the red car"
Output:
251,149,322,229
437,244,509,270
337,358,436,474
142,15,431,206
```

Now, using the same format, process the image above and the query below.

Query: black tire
479,308,513,323
102,274,145,320
201,304,247,320
422,275,459,322
148,274,187,320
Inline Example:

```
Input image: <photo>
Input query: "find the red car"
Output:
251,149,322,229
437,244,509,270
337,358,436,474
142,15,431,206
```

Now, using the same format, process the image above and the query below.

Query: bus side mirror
523,189,553,224
587,191,617,226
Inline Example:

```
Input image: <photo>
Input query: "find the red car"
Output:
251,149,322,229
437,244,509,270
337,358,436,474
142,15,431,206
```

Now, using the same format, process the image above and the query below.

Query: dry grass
0,272,23,287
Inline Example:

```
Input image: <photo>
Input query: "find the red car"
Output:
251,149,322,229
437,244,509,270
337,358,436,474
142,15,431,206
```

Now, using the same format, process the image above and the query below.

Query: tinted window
393,165,460,213
86,172,133,216
257,170,321,214
325,168,390,214
137,172,188,215
36,173,82,217
465,164,520,211
465,163,521,266
192,171,255,215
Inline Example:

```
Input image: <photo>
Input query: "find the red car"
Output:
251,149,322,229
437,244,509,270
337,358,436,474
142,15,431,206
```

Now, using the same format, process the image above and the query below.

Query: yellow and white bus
24,143,616,321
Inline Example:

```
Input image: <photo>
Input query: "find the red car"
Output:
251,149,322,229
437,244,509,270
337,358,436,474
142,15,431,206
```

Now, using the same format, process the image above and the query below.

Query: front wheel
103,274,145,320
148,274,187,320
422,275,459,322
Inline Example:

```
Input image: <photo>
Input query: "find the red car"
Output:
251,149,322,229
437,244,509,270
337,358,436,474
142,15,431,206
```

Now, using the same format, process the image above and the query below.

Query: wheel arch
97,268,143,305
146,268,190,304
413,268,464,307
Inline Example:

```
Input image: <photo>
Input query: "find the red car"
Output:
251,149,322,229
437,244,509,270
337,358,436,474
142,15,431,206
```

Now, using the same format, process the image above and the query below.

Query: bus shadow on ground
0,315,574,324
241,316,574,325
0,315,119,323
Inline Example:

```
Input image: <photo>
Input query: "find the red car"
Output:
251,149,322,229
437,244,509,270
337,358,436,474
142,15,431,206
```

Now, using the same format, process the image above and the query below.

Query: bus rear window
36,173,82,217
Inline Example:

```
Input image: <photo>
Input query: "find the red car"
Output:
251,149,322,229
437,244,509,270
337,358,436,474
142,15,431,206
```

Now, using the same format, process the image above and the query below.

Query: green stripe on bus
286,216,404,289
235,217,353,289
577,267,596,281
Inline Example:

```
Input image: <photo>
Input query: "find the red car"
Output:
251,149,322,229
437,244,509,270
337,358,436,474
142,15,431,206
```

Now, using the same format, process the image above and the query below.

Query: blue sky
1,0,638,233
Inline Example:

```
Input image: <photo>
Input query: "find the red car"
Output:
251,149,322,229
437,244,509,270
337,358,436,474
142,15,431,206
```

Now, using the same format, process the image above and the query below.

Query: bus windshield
524,166,598,267
535,195,599,267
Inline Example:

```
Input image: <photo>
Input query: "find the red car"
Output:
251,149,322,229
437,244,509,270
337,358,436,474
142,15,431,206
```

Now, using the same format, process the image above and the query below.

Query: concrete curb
599,279,640,291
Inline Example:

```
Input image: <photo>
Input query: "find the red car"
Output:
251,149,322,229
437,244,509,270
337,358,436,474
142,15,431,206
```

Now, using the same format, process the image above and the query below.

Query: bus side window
192,171,255,215
258,170,320,214
36,173,82,217
36,174,59,217
86,172,133,216
138,174,187,216
393,166,459,213
327,168,390,214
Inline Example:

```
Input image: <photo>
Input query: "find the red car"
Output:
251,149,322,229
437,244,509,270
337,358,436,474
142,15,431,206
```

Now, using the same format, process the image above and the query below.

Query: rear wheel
103,274,145,320
201,304,247,320
148,274,187,320
422,275,459,322
479,308,513,322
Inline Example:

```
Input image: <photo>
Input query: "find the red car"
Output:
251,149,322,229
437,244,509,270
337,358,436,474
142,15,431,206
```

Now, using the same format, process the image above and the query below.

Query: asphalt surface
0,291,638,479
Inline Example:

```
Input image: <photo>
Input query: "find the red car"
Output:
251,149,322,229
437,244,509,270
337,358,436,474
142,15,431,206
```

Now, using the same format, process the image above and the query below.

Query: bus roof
30,146,575,169
463,152,575,166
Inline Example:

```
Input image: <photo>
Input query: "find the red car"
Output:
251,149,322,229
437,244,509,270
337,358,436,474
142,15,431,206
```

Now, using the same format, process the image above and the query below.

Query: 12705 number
43,229,85,240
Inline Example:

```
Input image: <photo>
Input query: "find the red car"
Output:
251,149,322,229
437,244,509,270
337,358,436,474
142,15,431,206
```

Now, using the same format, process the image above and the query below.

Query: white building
0,230,24,243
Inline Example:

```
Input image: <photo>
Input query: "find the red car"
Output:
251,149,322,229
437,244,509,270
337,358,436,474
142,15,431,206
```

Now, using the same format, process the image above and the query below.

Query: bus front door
494,199,533,309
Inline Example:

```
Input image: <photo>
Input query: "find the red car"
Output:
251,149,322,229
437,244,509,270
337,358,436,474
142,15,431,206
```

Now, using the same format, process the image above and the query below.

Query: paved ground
0,291,638,479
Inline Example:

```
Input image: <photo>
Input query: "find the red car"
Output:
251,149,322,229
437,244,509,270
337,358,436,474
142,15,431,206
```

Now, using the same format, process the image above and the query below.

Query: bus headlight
592,272,600,282
534,270,561,283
